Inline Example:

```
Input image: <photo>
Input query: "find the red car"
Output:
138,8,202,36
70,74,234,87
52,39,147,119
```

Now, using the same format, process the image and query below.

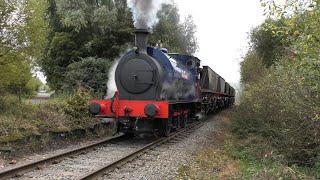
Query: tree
249,19,286,67
43,32,82,90
23,0,49,61
0,0,48,62
55,0,117,33
41,0,134,90
150,3,198,55
181,15,198,55
240,51,266,84
0,0,42,98
0,0,22,63
0,58,32,95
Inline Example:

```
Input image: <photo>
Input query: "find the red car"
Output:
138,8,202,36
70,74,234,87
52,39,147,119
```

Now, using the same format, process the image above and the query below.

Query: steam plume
127,0,164,29
106,48,132,98
106,60,119,98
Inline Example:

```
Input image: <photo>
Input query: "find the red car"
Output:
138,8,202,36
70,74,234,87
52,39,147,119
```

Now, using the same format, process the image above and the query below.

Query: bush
233,60,320,165
235,5,320,167
0,88,98,142
64,57,113,97
37,88,96,131
0,95,20,114
63,88,92,119
240,52,267,84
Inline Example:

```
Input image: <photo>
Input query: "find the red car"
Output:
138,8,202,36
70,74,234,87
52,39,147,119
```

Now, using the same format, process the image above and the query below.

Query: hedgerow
233,0,320,167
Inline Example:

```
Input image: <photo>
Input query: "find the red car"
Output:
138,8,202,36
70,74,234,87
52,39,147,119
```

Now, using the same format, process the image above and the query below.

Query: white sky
175,0,265,85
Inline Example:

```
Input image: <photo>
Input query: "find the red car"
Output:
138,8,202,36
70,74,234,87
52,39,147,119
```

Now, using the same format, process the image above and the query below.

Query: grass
177,148,241,179
177,108,319,179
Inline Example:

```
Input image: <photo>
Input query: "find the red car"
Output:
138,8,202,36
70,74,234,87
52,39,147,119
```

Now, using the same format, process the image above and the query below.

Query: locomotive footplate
90,92,169,119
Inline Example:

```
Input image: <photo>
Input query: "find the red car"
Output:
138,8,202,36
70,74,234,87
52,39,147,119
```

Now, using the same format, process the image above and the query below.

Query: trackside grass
177,108,319,179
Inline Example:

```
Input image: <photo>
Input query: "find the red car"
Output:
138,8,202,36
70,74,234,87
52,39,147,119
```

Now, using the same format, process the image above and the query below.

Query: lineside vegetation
232,0,320,176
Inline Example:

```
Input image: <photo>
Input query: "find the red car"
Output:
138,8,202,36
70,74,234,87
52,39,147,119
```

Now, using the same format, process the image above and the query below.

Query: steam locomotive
89,29,235,137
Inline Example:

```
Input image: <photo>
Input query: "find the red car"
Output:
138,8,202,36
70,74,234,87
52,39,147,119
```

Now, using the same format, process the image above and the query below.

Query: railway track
80,121,204,180
0,119,205,180
0,134,126,180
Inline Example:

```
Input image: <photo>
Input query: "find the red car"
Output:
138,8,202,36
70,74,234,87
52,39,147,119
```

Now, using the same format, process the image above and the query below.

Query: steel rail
79,122,203,180
0,134,125,180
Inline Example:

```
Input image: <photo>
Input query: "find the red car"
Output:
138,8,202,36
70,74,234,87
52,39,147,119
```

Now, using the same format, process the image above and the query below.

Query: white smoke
196,112,206,120
106,60,119,98
106,48,132,98
127,0,165,29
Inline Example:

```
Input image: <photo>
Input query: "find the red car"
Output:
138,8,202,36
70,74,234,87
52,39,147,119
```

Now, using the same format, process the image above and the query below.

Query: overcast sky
175,0,265,85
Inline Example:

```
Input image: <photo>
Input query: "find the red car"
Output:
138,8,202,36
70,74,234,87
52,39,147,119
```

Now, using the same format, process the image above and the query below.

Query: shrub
0,95,20,114
235,4,320,166
64,57,112,97
62,88,96,128
240,52,267,84
233,60,320,165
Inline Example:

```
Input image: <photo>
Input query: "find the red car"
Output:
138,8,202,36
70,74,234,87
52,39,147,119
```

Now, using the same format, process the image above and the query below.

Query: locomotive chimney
135,29,149,54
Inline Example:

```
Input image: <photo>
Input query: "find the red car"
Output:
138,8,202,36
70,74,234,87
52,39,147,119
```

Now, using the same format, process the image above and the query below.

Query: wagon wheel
162,119,171,137
181,114,188,128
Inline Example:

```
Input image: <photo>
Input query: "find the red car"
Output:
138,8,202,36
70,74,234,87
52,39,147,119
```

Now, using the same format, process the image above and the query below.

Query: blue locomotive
89,29,235,137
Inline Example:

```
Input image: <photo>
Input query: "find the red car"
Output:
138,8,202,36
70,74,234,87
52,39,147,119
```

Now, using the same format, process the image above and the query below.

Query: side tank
162,53,200,102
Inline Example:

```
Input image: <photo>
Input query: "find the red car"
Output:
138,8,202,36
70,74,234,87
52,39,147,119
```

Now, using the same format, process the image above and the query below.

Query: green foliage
41,1,199,90
150,3,198,55
64,57,112,96
26,77,43,94
0,0,49,97
240,51,266,84
23,0,49,60
63,88,92,120
0,59,33,96
0,95,20,114
42,32,82,89
0,89,97,142
235,0,320,167
0,0,48,60
42,0,134,90
234,62,320,164
55,0,117,33
0,0,22,57
226,134,319,179
249,19,286,67
181,15,198,54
